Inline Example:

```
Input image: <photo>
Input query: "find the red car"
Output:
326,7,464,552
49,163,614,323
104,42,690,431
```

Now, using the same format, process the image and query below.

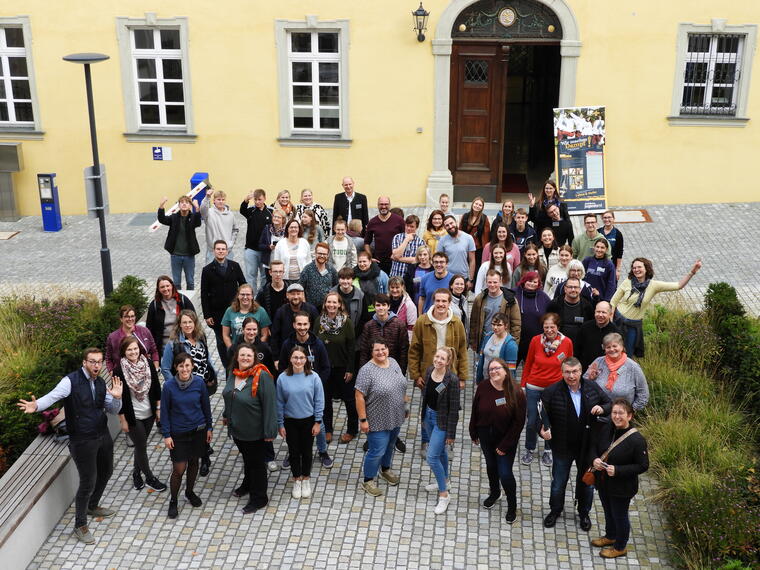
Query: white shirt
36,367,121,414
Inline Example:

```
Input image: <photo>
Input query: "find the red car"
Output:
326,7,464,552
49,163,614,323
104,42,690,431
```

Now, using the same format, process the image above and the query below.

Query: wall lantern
412,3,430,42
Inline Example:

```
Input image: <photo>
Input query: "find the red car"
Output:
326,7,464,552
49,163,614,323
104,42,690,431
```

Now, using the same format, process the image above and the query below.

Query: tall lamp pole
63,52,113,297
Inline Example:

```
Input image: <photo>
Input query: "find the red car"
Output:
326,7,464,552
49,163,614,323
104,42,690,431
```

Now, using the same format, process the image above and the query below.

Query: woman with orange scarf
222,343,277,514
584,333,649,411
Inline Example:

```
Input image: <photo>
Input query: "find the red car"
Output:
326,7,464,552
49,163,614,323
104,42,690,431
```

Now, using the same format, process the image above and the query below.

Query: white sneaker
292,479,302,499
425,480,449,492
434,494,451,515
301,479,312,498
267,461,281,472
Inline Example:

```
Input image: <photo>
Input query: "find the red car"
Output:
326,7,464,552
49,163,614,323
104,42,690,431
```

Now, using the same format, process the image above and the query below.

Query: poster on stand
553,106,606,213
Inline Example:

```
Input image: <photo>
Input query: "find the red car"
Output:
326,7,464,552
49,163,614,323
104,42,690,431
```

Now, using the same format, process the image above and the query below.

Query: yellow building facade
0,1,757,216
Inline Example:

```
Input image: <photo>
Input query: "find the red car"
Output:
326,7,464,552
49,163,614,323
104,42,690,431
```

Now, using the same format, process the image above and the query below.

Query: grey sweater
585,357,650,411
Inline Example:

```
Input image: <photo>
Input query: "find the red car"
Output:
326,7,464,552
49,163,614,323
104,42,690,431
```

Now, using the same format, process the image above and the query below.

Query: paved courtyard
2,199,758,569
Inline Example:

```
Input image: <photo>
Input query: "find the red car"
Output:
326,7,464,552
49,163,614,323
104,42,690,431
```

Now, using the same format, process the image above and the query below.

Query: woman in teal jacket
475,313,518,384
222,343,277,514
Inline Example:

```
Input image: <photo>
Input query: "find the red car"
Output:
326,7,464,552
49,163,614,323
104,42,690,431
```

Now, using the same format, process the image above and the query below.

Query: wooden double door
449,42,509,193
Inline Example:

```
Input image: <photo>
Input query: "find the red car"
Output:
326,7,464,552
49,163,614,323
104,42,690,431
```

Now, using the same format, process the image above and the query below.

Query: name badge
307,355,315,363
552,221,560,227
495,397,507,406
574,316,585,323
435,383,446,394
356,203,363,209
556,351,566,361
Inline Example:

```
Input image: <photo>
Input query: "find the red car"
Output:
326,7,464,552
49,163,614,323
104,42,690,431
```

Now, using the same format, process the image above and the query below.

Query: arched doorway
425,0,581,204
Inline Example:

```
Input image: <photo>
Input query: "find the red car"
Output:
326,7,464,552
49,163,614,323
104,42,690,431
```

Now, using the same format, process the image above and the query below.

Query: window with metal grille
131,28,186,128
464,60,489,85
0,26,33,124
288,31,341,132
680,33,743,116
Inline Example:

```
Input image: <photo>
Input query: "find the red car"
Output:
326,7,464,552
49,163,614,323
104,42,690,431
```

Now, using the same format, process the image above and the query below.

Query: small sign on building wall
152,146,173,161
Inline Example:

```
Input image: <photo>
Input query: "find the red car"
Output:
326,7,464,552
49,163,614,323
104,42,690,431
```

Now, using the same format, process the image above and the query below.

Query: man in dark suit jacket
539,357,611,531
200,240,246,366
332,176,369,235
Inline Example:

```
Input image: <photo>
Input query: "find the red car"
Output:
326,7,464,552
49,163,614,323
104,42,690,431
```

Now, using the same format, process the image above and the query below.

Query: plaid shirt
390,232,425,277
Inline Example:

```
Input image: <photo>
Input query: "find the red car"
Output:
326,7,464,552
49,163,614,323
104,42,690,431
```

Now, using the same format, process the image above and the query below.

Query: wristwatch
360,418,368,423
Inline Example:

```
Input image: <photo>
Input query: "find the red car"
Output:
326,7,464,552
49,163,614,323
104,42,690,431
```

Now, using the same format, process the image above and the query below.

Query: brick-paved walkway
5,200,756,568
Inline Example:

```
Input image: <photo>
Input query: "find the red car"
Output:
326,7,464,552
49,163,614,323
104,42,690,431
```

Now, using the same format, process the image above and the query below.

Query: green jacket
222,370,278,441
571,232,611,260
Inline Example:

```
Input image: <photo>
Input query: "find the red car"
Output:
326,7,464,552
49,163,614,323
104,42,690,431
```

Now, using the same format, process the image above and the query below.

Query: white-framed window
116,15,195,141
276,17,350,147
669,21,757,126
0,17,42,136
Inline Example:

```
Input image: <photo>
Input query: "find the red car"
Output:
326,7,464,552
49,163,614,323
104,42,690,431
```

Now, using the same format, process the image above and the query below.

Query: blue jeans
477,427,517,509
598,487,632,550
315,423,327,454
364,427,401,480
424,407,449,491
170,254,196,290
244,248,264,295
549,451,594,516
525,387,550,452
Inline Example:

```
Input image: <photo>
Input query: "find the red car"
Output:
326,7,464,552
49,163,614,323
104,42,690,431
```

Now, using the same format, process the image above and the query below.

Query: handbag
582,427,638,486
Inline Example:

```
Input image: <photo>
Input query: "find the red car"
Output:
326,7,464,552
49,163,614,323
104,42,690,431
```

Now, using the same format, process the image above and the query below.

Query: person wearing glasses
299,242,339,309
105,305,159,373
469,358,526,524
17,348,123,544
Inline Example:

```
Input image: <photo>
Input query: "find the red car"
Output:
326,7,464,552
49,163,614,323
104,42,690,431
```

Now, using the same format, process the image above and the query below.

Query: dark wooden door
449,42,508,191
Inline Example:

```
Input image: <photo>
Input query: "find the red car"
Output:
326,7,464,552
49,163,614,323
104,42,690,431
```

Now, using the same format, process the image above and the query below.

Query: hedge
0,276,147,475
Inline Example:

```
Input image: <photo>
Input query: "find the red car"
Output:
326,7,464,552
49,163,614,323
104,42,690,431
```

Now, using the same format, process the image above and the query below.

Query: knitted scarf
120,355,151,401
628,277,650,308
354,262,381,297
604,354,628,391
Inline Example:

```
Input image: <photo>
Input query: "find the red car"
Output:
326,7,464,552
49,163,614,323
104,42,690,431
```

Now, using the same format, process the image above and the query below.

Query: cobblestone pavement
5,200,756,569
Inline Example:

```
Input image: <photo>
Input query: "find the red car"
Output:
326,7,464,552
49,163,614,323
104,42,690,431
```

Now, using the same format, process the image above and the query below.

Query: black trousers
127,416,156,479
69,432,114,528
477,427,518,511
209,321,228,367
284,416,315,478
324,366,358,435
233,438,269,507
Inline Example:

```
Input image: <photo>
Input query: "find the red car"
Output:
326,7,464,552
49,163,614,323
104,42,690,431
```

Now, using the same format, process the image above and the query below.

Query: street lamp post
63,52,114,297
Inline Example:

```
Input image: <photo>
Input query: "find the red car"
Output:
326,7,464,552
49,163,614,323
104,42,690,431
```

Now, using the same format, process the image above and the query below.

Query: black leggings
284,416,315,478
127,416,156,479
323,367,358,435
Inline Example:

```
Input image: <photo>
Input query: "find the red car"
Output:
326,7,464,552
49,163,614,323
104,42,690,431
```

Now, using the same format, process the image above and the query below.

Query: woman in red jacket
520,312,573,467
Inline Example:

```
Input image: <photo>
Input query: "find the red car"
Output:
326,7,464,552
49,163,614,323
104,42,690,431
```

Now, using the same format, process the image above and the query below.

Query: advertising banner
553,106,606,213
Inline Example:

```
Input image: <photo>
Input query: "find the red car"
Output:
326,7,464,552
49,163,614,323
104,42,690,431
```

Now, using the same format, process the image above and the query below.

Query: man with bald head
364,196,405,275
332,176,369,235
574,301,619,371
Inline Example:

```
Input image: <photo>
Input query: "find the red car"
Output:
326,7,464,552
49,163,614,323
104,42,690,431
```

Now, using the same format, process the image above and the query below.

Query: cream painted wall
568,1,760,205
2,1,758,215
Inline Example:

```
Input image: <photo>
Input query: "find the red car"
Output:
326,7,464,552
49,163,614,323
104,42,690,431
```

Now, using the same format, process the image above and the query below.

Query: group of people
19,178,703,560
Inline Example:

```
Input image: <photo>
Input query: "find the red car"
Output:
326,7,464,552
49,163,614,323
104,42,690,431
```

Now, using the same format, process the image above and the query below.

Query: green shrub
660,464,760,567
639,356,713,411
704,283,760,432
0,276,149,477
